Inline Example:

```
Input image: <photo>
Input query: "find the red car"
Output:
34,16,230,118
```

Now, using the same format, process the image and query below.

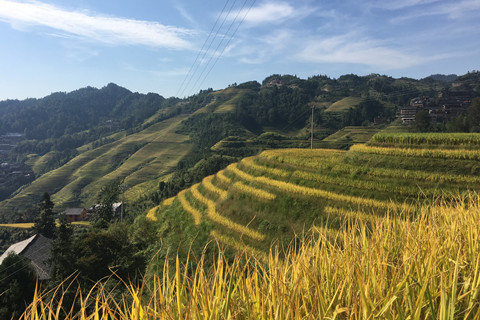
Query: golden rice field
23,196,480,319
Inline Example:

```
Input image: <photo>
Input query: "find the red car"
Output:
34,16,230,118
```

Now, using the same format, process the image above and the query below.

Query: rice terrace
16,131,480,319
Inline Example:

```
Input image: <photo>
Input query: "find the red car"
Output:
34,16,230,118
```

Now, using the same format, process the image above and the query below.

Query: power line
177,0,239,98
175,0,232,98
193,0,257,95
186,0,251,96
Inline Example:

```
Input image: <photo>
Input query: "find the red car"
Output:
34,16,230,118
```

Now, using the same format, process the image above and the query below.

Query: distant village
0,133,34,199
398,86,477,125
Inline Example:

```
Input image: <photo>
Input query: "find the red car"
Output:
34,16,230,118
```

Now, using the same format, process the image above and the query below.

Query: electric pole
310,106,314,149
120,183,127,222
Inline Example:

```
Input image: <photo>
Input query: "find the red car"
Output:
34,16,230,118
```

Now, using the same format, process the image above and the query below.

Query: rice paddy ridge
228,160,415,213
191,183,265,241
370,132,480,147
146,196,175,221
177,189,203,225
215,170,231,185
257,145,480,200
261,152,480,186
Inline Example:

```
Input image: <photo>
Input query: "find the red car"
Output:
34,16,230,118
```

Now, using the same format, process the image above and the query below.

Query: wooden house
64,207,88,222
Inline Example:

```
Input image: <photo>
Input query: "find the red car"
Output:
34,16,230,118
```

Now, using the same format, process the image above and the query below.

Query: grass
22,195,480,319
14,132,480,318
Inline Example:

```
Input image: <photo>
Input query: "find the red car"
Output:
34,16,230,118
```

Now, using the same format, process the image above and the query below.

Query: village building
0,234,52,280
398,90,477,124
63,207,88,222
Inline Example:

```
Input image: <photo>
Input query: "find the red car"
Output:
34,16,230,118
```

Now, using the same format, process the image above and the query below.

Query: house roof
0,234,53,280
64,207,86,216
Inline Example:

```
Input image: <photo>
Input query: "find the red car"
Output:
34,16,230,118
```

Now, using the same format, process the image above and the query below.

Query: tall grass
22,195,480,319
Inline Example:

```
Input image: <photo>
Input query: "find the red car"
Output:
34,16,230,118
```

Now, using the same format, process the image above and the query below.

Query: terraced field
0,115,191,214
322,126,380,143
148,133,480,255
324,96,362,112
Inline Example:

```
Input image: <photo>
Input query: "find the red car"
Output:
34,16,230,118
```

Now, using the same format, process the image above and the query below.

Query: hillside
146,132,480,255
0,115,191,218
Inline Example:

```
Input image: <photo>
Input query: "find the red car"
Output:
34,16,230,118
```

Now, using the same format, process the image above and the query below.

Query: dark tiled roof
0,234,52,280
64,208,86,216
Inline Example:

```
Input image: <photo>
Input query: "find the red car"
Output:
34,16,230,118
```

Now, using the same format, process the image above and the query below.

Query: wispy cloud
369,0,441,10
296,33,450,70
371,0,480,20
226,1,313,25
174,2,198,27
0,0,194,49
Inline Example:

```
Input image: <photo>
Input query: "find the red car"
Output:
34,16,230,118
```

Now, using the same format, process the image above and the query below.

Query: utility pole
310,106,314,149
120,183,127,222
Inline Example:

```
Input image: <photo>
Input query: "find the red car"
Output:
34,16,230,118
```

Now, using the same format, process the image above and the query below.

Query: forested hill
0,83,180,140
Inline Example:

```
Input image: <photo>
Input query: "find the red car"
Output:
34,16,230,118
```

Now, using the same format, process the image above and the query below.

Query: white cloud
296,33,448,70
0,0,194,49
226,1,312,25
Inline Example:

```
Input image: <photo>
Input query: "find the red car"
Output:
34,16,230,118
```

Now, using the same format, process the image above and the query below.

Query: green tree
33,192,56,238
49,214,75,282
0,253,36,319
75,224,143,282
92,180,122,229
414,110,431,132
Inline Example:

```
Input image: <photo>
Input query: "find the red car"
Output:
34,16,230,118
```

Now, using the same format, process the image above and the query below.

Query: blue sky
0,0,479,100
